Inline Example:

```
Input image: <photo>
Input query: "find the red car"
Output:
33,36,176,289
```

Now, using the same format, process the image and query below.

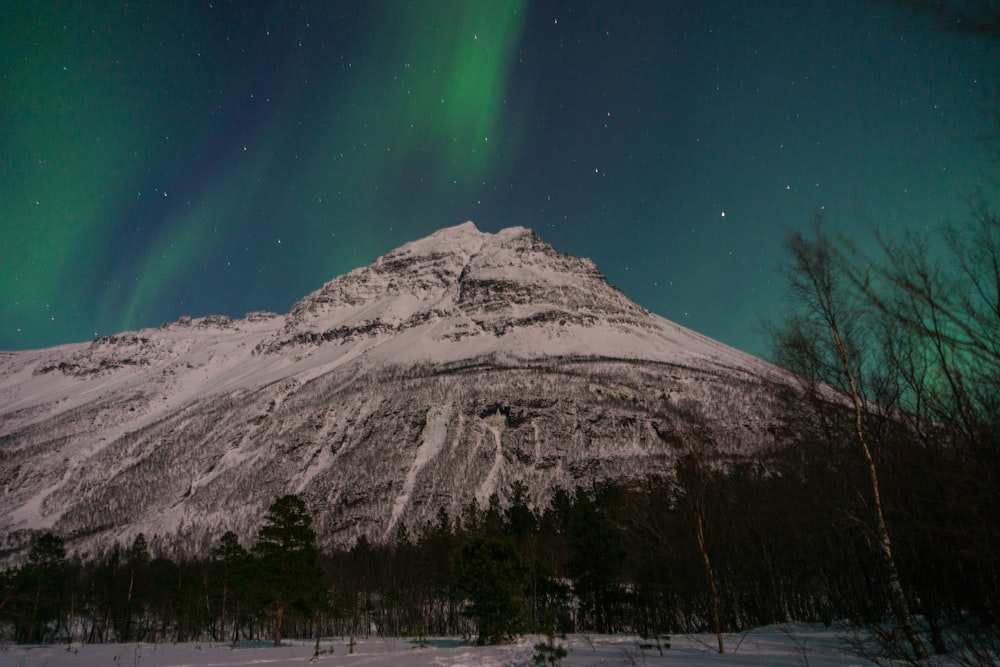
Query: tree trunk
832,324,928,661
693,498,724,654
30,587,41,642
273,603,284,647
219,581,227,644
232,600,241,645
783,226,929,662
123,566,135,643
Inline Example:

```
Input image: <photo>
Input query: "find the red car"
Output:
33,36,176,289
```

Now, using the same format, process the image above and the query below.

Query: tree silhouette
211,531,250,643
774,219,928,660
8,533,67,642
252,495,327,646
455,535,528,644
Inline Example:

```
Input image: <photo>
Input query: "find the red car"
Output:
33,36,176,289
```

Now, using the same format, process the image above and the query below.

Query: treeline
1,416,996,653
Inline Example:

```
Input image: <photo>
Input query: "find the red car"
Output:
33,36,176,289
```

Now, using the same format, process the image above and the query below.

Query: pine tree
9,532,67,642
253,495,327,646
211,531,250,644
563,487,625,634
455,535,528,644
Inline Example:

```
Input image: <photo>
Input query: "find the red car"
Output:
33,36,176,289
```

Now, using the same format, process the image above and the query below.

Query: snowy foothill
1,625,881,666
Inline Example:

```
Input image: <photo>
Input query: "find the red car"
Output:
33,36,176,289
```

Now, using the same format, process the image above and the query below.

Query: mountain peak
390,220,488,256
378,221,533,262
272,221,659,359
249,220,764,370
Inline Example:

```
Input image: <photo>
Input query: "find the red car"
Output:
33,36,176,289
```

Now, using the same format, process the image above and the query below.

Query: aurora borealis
1,2,996,356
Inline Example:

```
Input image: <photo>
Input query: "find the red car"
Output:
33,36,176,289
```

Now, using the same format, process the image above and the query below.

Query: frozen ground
1,624,881,666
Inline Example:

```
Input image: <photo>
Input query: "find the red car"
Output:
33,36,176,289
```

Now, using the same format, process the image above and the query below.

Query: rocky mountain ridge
0,222,796,561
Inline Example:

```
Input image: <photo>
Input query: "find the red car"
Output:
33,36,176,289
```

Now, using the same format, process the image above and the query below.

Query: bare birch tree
773,217,928,661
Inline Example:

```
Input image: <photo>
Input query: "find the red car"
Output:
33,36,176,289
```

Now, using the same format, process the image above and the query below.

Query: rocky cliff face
0,222,795,560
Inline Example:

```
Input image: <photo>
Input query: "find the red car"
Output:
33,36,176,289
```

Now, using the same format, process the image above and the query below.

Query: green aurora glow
1,2,995,355
2,1,528,343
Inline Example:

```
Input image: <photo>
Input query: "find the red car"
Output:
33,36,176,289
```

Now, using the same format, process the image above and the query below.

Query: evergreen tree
252,495,327,646
455,535,528,644
7,532,67,642
211,531,250,643
563,487,625,633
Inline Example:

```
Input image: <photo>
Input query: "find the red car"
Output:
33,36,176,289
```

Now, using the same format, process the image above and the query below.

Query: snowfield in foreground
3,625,878,666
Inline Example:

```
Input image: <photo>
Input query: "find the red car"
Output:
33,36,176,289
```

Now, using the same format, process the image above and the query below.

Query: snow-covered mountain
0,222,795,560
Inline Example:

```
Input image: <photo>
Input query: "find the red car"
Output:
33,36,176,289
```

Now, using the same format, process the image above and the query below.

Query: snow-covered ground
2,625,879,666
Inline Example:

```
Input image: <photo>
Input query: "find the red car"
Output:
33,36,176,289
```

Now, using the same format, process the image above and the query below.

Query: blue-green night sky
2,1,996,357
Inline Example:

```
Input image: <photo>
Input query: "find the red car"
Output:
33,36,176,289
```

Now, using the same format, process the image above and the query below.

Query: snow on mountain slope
264,222,766,370
0,222,795,561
